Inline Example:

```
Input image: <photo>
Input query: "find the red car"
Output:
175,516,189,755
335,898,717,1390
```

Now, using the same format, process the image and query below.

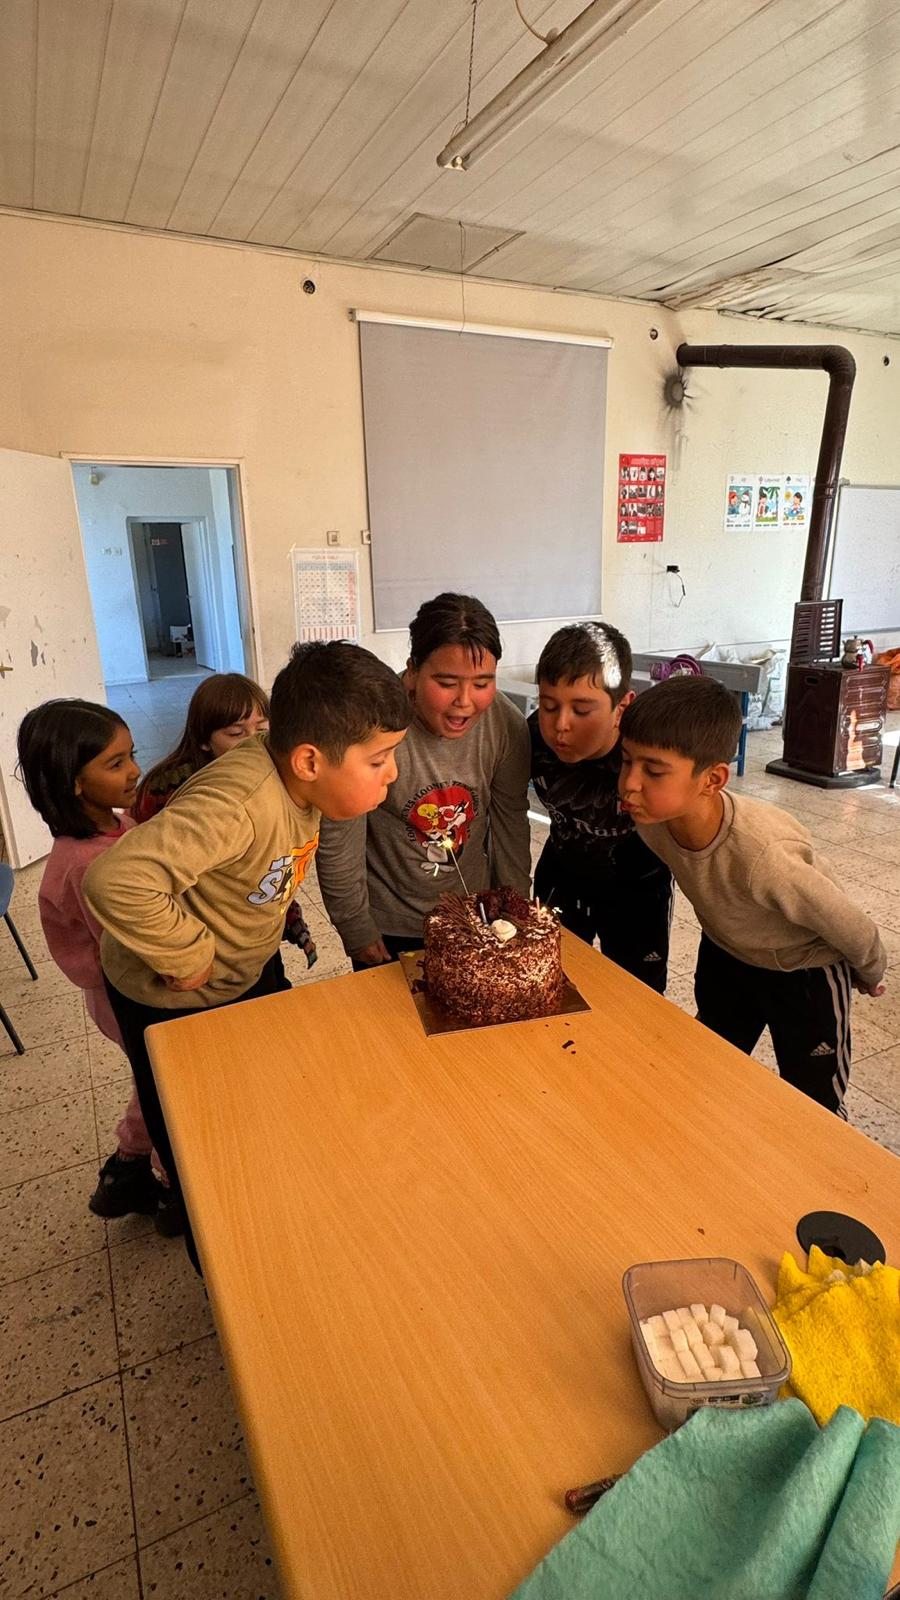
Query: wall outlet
326,529,340,546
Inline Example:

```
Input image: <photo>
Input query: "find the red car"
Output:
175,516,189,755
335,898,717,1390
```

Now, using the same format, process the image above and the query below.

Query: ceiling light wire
464,0,479,126
514,0,552,43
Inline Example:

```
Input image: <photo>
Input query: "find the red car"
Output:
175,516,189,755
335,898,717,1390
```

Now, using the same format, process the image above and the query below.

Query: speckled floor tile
124,1334,252,1544
296,919,352,981
109,1232,213,1367
49,1555,140,1597
0,1252,117,1419
664,972,695,1014
1,1092,98,1188
0,1037,92,1120
7,991,88,1052
666,920,701,977
0,1377,133,1598
0,1163,103,1288
86,1030,130,1089
138,1494,281,1599
751,1031,778,1070
877,924,900,966
1,959,72,1006
844,1084,900,1154
852,1042,900,1112
0,927,48,975
857,986,900,1043
848,1006,899,1058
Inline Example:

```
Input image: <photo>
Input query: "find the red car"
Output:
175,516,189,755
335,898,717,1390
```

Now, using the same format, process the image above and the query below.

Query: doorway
70,460,256,774
129,519,218,677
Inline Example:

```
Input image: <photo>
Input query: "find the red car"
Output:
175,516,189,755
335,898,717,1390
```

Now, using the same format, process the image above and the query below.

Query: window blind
358,319,608,630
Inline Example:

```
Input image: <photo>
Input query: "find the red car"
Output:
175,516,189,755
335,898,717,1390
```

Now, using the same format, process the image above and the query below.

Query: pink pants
116,1083,166,1181
86,986,167,1182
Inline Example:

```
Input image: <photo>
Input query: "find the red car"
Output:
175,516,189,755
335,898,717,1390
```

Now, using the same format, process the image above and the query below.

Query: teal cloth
512,1402,900,1600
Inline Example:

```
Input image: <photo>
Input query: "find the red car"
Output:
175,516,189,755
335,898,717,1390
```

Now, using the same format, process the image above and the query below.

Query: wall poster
617,453,666,542
291,548,361,643
724,473,811,532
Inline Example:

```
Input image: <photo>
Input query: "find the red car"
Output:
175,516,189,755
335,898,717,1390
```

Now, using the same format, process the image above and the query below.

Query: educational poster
755,478,782,529
723,474,811,531
291,548,361,643
725,477,754,531
780,474,811,528
617,453,666,542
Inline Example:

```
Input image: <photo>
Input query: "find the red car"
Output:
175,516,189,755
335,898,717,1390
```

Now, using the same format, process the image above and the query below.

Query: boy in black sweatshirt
531,621,672,993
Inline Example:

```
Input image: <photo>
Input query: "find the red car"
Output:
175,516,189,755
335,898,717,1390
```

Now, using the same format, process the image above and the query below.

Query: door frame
63,455,259,681
123,519,154,678
126,515,217,672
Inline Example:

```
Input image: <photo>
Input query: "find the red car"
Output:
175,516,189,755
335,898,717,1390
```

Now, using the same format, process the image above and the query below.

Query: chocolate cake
422,888,564,1026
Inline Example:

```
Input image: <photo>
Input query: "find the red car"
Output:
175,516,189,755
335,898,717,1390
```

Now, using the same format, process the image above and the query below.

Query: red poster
617,453,666,542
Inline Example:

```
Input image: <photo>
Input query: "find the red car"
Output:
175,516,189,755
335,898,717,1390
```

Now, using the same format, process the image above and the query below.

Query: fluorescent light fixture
437,0,665,170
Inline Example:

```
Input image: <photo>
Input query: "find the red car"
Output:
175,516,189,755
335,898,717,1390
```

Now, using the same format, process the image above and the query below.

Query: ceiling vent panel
369,213,523,273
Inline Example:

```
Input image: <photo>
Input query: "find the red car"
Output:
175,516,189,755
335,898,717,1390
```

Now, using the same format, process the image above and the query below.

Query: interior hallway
105,671,213,778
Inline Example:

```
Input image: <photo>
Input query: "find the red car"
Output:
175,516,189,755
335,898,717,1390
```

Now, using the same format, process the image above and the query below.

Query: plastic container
622,1257,791,1431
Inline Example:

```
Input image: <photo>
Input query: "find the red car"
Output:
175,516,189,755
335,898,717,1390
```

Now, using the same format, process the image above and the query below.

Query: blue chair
0,862,37,1056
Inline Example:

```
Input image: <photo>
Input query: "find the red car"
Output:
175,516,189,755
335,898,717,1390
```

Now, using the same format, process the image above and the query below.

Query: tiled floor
2,722,900,1596
106,670,213,777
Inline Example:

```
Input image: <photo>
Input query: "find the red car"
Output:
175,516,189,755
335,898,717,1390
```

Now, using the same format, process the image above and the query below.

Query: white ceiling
4,0,900,334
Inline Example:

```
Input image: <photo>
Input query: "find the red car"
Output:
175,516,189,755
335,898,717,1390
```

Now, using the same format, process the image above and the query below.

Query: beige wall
1,212,898,685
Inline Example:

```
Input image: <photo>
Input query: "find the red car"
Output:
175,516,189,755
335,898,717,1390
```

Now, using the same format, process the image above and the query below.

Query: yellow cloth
773,1246,900,1425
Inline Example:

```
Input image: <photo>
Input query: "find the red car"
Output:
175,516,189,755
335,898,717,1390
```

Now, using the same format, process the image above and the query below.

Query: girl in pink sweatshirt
17,699,177,1231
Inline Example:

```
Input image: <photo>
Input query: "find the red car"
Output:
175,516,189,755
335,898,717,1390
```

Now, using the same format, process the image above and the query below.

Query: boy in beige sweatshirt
618,675,886,1116
84,641,411,1262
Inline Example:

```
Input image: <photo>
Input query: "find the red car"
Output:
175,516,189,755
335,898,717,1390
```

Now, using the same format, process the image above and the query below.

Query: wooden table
148,935,900,1599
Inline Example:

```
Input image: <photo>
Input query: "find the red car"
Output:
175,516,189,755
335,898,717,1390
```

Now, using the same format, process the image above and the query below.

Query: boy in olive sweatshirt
618,675,886,1116
84,642,411,1260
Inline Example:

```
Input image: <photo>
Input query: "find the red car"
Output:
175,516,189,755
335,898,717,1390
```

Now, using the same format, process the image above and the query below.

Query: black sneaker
88,1153,160,1218
154,1188,185,1238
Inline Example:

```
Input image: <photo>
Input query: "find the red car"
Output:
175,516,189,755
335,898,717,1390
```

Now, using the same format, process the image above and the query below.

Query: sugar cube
695,1344,715,1372
648,1315,667,1338
715,1345,741,1376
709,1304,727,1328
740,1360,761,1379
663,1357,685,1383
685,1321,703,1347
732,1328,758,1363
690,1303,708,1324
671,1327,688,1352
676,1307,695,1327
722,1314,739,1336
701,1321,725,1347
677,1348,703,1380
663,1309,682,1333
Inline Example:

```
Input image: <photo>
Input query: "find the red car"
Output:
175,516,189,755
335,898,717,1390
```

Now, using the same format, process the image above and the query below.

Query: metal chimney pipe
676,342,856,601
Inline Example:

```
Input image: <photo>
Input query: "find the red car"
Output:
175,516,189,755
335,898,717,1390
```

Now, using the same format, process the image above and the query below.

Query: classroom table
147,935,900,1600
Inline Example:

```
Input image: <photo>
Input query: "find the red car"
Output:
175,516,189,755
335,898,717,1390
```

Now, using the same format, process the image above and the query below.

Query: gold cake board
398,950,590,1037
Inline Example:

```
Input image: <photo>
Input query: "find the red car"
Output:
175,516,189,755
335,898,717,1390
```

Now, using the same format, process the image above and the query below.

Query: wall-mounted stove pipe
675,342,856,601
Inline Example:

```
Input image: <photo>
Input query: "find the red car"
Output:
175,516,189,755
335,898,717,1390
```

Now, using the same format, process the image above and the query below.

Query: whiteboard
827,485,900,633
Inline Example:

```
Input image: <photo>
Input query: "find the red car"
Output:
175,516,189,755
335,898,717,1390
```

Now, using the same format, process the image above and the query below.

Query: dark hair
537,621,633,705
408,593,502,669
135,673,269,809
16,699,128,839
268,640,411,761
619,676,741,771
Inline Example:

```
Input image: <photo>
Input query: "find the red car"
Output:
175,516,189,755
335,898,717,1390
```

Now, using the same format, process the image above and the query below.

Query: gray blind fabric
358,321,607,630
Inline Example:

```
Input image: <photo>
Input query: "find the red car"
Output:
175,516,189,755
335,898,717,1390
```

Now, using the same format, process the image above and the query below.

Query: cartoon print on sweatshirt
404,784,477,873
247,836,319,906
